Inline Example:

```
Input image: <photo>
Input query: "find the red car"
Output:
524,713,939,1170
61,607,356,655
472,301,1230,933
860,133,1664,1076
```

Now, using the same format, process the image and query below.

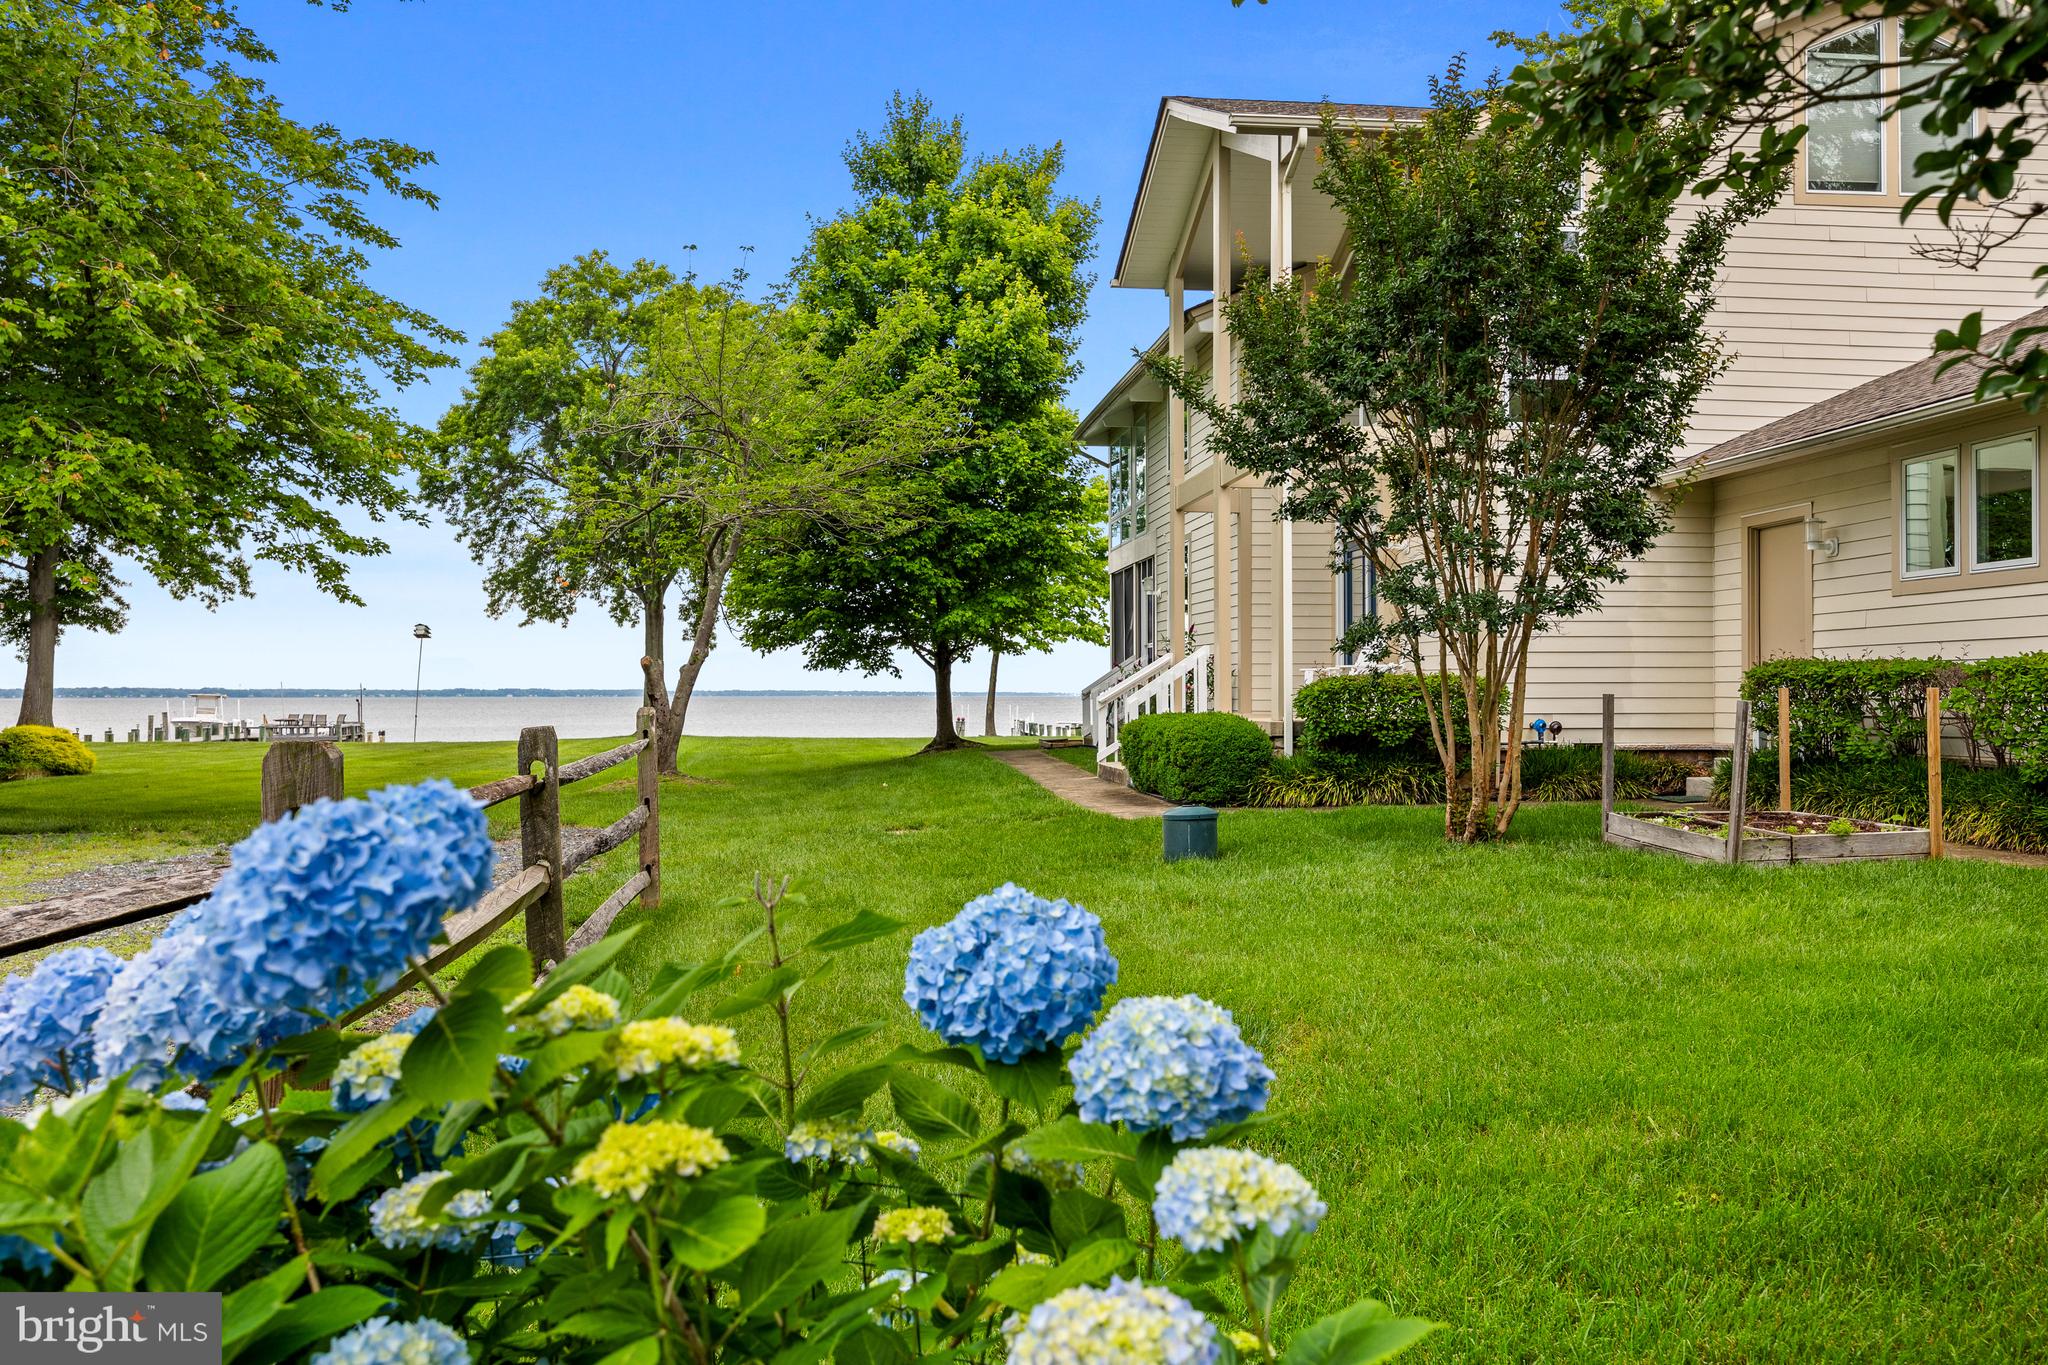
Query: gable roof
1113,96,1427,290
1692,307,2048,472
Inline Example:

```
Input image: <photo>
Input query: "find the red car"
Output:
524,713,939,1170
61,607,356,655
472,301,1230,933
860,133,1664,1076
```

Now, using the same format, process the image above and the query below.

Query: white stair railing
1097,647,1213,766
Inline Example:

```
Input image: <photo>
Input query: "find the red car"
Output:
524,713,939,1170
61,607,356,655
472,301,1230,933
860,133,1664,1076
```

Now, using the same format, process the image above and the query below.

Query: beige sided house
1082,28,2048,765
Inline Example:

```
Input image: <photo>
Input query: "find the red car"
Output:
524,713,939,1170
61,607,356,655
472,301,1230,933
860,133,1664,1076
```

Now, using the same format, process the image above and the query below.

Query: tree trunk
16,546,59,727
638,583,685,776
984,650,1000,737
924,645,967,752
661,531,741,775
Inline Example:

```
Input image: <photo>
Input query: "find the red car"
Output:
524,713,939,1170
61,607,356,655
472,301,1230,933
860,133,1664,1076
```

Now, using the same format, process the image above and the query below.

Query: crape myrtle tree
1502,0,2048,405
729,94,1103,752
428,253,703,771
1,0,457,725
592,273,965,761
1154,64,1773,842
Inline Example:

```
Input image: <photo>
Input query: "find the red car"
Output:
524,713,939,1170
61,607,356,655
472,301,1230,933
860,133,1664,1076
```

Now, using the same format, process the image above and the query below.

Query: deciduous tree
0,0,456,724
1155,66,1771,841
729,95,1102,751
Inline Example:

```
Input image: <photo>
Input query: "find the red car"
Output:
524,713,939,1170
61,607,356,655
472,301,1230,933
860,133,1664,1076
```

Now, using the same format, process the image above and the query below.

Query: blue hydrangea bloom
90,921,278,1082
308,1316,470,1365
90,781,491,1082
0,1235,55,1279
1068,995,1274,1141
902,884,1118,1065
197,780,492,1019
0,947,120,1103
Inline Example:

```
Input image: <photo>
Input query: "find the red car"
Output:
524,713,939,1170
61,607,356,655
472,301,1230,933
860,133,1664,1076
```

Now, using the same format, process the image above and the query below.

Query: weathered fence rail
0,710,664,1005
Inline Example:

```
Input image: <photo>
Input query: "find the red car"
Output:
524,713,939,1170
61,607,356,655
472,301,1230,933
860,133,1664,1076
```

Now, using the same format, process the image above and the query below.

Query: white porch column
1168,276,1187,664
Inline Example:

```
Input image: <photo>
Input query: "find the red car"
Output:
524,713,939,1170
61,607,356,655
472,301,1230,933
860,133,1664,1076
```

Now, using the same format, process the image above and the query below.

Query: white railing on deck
1301,660,1390,684
1097,647,1213,765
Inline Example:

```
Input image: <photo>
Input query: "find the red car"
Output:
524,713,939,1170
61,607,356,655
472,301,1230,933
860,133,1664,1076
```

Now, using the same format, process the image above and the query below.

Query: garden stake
1927,685,1945,859
1777,685,1792,812
1726,700,1751,866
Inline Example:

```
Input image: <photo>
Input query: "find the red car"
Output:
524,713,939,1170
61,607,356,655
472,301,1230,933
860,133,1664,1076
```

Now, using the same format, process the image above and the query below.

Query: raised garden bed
1604,808,1932,865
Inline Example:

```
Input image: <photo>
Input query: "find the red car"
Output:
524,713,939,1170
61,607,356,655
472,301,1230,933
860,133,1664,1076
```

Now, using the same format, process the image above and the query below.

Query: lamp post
412,623,432,743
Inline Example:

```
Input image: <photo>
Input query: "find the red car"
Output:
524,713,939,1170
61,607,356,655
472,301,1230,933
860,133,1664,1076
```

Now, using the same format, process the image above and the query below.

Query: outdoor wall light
1802,514,1840,558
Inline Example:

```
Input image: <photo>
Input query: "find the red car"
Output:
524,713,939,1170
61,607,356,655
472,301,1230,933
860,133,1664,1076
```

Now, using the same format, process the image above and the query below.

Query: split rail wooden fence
0,710,663,1014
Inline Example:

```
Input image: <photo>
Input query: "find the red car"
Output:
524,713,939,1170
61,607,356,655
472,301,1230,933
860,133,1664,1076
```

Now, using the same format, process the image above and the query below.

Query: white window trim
1806,19,1889,197
1970,433,2041,571
1899,448,1961,579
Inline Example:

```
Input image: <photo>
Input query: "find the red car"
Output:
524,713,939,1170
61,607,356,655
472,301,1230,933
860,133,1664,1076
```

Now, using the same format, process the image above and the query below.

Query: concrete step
1684,775,1715,801
1098,760,1130,788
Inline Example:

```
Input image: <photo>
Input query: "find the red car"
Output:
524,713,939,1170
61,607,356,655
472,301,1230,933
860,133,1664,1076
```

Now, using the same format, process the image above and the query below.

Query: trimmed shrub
1740,656,1950,763
1714,751,2048,854
1293,671,1497,758
1947,651,2048,782
0,724,95,781
1119,711,1274,805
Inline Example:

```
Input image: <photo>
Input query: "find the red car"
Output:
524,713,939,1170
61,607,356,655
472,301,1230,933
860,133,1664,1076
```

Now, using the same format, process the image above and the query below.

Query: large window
1804,20,1973,198
1899,432,2040,585
1337,540,1376,665
1974,434,2037,568
1808,24,1885,193
1901,449,1959,576
1106,413,1148,548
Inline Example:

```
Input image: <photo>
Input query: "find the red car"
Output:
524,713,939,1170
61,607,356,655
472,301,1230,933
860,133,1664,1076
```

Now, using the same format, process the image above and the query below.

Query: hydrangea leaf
220,1255,312,1358
709,963,812,1021
1049,1189,1124,1254
232,1285,388,1365
141,1141,286,1291
985,1237,1135,1310
515,926,641,1019
665,1194,766,1271
981,1047,1068,1110
887,1073,981,1145
80,1125,164,1286
806,910,906,955
734,1199,869,1320
400,991,507,1104
1279,1299,1437,1365
455,945,534,998
310,1097,425,1202
796,1062,893,1120
1007,1116,1137,1167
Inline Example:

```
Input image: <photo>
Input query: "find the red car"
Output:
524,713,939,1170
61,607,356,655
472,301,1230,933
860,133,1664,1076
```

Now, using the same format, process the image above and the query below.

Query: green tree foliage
429,253,700,767
593,274,966,766
729,94,1104,751
1501,0,2048,406
1153,65,1771,841
0,0,458,725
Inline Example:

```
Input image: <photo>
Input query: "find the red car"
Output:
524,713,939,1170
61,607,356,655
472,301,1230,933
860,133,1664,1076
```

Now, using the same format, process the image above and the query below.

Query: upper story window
1803,20,1972,201
1107,412,1149,548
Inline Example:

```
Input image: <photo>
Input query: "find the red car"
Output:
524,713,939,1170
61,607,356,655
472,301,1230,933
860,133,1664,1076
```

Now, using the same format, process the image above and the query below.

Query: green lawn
4,737,2045,1360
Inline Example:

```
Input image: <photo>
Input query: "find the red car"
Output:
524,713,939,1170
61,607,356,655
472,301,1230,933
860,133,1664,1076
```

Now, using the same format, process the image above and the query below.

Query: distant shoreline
9,687,1079,699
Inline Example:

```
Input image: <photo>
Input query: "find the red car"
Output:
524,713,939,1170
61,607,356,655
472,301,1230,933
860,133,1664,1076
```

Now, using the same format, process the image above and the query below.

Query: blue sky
50,0,1557,693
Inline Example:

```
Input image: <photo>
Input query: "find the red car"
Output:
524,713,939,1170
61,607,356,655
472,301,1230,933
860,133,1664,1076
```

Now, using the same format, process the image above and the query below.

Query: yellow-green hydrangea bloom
569,1119,730,1201
1004,1278,1217,1365
1227,1328,1263,1354
611,1017,739,1079
516,984,620,1037
871,1129,921,1159
872,1206,953,1245
333,1032,411,1109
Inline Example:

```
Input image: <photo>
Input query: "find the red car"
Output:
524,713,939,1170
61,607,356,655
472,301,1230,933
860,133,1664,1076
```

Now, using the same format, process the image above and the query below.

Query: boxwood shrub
1293,671,1496,758
1947,651,2048,781
1739,656,1950,762
0,724,95,781
1119,711,1274,805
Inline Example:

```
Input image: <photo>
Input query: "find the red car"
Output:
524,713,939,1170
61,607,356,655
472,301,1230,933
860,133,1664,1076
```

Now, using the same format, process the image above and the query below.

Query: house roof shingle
1692,306,2048,470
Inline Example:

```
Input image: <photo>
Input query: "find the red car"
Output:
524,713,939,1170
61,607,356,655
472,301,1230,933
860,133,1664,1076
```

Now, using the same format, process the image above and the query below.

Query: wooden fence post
1726,699,1751,866
519,726,566,971
636,706,661,912
1926,685,1945,860
1777,684,1793,813
261,741,343,823
1599,693,1616,837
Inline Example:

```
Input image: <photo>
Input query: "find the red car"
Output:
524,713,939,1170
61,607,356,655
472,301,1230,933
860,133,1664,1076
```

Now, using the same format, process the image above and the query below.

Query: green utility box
1163,805,1220,862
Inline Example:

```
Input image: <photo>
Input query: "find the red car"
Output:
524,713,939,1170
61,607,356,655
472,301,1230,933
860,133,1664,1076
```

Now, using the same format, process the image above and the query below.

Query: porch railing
1097,647,1212,766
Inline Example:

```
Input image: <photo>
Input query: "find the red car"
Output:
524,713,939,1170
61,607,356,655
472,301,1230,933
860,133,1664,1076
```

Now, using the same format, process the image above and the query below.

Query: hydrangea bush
0,780,1434,1364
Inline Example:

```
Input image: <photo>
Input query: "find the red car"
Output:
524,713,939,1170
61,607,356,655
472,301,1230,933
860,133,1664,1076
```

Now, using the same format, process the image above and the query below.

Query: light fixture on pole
1802,514,1839,558
412,623,432,743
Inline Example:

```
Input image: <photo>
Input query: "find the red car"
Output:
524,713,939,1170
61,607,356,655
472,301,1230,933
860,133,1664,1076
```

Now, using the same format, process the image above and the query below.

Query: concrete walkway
991,748,1169,819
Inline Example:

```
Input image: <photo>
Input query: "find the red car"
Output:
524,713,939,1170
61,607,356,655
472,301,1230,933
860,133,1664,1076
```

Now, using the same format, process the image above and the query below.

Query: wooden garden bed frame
1597,691,1939,866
